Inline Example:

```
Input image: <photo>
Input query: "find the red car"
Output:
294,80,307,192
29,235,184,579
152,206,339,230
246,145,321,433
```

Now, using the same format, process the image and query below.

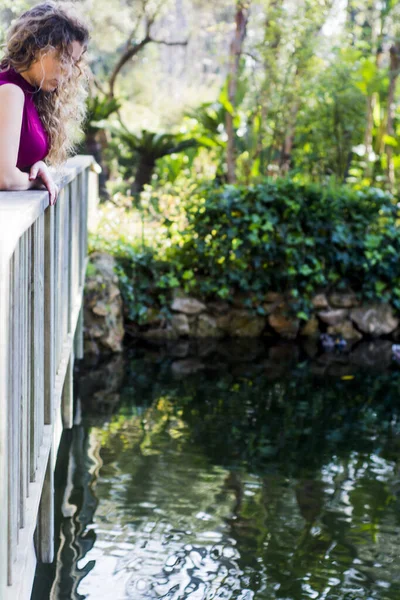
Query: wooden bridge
0,155,99,600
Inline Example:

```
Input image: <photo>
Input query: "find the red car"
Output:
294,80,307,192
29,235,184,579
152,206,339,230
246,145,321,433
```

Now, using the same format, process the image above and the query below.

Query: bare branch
151,0,168,21
144,0,170,35
144,16,153,36
149,37,189,46
126,18,142,47
92,76,107,96
108,36,151,97
107,0,187,97
243,50,260,63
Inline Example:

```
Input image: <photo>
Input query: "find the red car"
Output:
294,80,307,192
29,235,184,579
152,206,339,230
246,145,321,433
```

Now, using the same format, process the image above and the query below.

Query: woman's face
30,40,85,92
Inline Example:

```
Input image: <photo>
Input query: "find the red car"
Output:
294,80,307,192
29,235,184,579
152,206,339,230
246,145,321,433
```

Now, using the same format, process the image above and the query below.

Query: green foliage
184,79,248,179
88,229,188,324
91,179,400,322
293,50,367,181
108,123,199,195
5,0,400,191
154,148,198,185
0,1,30,44
76,0,400,321
111,124,198,159
165,179,400,317
83,94,122,136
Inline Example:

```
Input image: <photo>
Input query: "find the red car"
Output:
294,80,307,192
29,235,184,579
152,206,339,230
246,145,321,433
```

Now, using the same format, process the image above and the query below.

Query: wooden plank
30,220,39,482
44,208,55,425
30,215,45,484
54,191,61,374
73,176,80,300
8,248,17,585
15,242,22,539
74,306,84,360
36,451,54,564
78,172,85,288
3,540,37,600
20,231,28,528
26,227,32,495
69,177,78,327
62,185,70,342
5,418,60,598
82,169,89,278
61,349,74,429
88,167,100,233
0,259,10,594
38,213,45,457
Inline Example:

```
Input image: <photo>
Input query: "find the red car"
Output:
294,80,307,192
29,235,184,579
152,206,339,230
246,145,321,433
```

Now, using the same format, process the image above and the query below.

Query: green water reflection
32,348,400,599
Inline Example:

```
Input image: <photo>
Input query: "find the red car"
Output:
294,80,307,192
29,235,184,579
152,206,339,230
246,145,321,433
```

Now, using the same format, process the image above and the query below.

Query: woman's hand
29,160,59,206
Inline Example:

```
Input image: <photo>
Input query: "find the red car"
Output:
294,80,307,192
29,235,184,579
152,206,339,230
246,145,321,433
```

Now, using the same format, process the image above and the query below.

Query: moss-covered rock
83,252,125,354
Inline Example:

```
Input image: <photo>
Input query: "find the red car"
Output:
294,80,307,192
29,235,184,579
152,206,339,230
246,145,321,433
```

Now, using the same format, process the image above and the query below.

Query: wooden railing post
30,215,45,483
62,349,74,429
9,247,20,585
36,452,54,564
74,306,84,360
0,260,10,592
44,207,55,425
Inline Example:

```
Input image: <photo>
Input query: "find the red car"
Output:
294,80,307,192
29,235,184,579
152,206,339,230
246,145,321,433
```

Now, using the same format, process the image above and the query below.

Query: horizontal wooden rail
0,155,99,600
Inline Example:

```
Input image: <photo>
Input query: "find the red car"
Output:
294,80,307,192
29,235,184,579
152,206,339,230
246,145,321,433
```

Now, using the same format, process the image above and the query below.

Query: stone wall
83,252,125,355
138,290,400,343
83,253,400,353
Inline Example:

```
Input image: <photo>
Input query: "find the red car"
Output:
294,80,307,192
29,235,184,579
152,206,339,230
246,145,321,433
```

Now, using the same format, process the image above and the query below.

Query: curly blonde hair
0,1,90,167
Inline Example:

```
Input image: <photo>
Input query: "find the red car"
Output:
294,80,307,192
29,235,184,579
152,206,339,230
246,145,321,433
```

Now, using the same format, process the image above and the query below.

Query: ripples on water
32,344,400,600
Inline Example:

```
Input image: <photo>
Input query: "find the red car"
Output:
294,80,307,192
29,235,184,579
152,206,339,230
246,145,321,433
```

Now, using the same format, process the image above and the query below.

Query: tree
84,0,189,98
386,40,400,187
81,94,122,197
226,1,250,183
110,122,198,194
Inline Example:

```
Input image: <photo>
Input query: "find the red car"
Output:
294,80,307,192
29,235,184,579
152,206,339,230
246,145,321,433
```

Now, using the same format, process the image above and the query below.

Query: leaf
383,135,398,148
297,311,309,320
218,80,235,115
183,269,194,280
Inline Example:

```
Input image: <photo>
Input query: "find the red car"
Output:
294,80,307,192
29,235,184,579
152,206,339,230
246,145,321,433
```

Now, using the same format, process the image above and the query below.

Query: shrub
166,179,400,317
90,178,400,322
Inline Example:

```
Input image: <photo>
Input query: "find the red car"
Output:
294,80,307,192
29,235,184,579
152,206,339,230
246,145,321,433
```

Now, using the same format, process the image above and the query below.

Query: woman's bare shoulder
0,82,25,102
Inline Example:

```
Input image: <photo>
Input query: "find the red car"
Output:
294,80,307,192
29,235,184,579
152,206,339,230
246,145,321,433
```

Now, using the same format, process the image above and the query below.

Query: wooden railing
0,155,98,600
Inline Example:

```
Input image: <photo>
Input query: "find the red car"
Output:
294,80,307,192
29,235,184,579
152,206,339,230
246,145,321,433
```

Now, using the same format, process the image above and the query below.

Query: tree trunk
226,1,249,184
84,130,110,199
364,40,383,179
333,97,344,179
364,93,377,180
280,67,300,175
132,157,156,195
386,42,400,189
280,102,300,175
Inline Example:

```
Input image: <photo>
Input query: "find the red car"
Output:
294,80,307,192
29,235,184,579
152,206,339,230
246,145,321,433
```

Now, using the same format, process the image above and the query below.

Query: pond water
32,341,400,600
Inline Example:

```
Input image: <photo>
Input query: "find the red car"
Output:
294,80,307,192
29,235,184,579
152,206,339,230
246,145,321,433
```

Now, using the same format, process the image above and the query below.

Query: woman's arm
0,84,59,204
0,83,38,191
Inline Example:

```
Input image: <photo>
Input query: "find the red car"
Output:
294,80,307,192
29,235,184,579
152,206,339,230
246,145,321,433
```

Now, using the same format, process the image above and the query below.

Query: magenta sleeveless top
0,67,49,171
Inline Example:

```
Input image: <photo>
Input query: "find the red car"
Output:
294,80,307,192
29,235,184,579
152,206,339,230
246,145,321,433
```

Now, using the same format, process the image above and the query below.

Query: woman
0,1,90,205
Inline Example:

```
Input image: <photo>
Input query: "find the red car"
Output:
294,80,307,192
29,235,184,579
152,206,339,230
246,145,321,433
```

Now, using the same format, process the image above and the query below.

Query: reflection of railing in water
0,156,98,600
32,409,102,600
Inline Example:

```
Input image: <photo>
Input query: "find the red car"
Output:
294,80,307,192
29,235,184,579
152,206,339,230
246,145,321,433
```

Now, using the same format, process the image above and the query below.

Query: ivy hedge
90,179,400,322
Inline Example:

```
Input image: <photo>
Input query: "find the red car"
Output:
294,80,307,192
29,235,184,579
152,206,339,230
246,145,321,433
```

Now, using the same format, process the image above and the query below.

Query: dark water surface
32,341,400,599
